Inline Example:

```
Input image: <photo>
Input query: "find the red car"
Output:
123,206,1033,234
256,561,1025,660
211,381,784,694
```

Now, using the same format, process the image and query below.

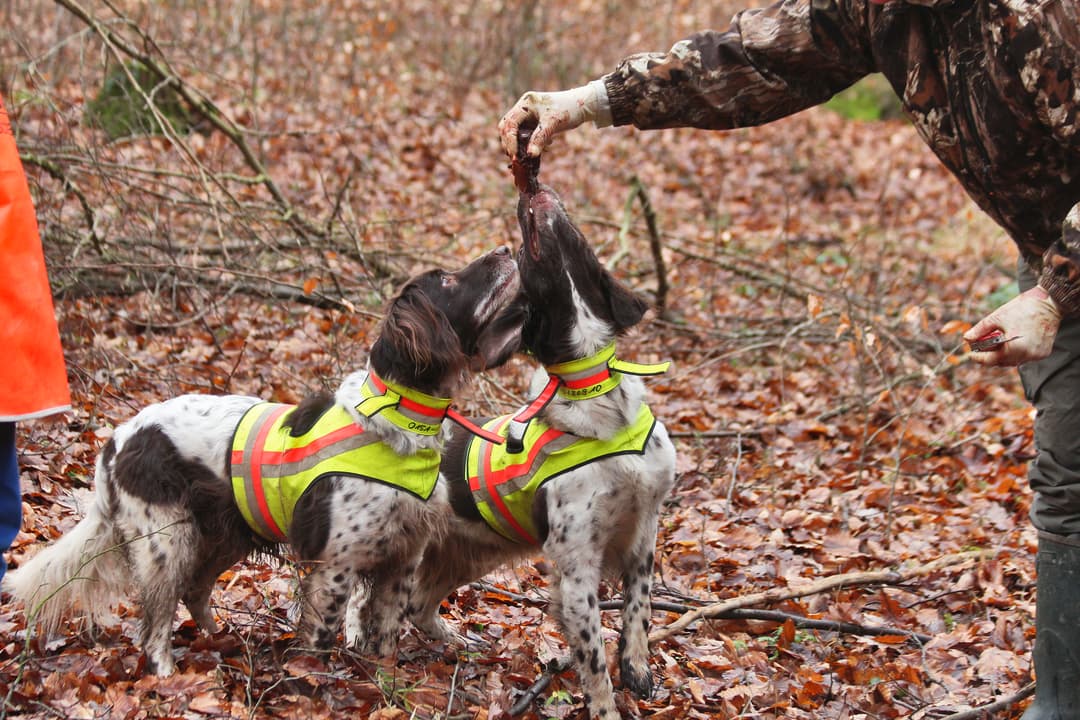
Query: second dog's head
515,185,648,365
371,246,523,397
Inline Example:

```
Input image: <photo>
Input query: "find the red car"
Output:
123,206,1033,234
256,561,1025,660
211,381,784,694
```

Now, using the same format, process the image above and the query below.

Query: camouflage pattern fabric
601,0,1080,315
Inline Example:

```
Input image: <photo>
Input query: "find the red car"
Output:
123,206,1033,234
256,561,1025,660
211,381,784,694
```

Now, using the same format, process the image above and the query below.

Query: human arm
500,0,874,157
964,287,1061,367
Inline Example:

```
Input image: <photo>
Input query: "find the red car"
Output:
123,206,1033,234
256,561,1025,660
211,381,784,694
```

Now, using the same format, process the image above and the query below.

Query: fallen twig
641,602,931,644
596,600,930,643
924,682,1035,720
649,549,993,643
508,657,572,717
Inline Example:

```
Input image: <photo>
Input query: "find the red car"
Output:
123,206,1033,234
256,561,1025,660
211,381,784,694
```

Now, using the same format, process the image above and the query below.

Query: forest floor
0,2,1039,718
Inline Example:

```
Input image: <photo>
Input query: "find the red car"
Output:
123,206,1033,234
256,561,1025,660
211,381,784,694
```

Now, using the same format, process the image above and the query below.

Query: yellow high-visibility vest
231,402,439,542
465,403,657,545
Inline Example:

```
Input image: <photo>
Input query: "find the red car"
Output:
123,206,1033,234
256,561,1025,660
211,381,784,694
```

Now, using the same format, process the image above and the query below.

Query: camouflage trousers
1019,260,1080,535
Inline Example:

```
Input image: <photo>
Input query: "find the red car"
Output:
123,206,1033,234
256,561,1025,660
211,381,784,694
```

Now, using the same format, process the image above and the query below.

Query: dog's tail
2,454,128,636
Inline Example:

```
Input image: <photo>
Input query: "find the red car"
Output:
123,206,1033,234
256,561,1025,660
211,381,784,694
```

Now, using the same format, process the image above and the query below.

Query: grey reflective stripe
553,359,609,386
237,403,285,541
362,375,442,426
470,429,577,538
394,404,440,426
362,375,382,398
257,431,380,479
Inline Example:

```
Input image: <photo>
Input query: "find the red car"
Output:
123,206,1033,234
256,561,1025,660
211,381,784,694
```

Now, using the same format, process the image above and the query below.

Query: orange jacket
0,95,70,422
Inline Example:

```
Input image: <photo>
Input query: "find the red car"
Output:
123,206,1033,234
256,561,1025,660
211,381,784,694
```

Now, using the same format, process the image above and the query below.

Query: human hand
499,82,604,158
964,286,1061,366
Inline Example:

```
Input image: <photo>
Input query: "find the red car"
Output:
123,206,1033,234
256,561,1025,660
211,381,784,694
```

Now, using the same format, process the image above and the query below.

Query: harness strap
447,407,506,444
512,375,561,424
505,375,560,453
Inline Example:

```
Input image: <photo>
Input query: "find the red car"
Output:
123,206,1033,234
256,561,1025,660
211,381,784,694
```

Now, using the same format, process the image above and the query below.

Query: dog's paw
619,657,654,699
74,618,104,645
189,609,220,634
413,615,456,643
369,629,400,658
143,651,177,677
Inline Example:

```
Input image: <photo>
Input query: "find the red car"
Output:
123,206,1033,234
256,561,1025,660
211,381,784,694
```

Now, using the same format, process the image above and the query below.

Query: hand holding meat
498,81,608,159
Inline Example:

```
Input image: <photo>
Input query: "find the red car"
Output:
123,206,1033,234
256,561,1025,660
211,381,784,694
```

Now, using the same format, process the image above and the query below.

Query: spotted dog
3,247,522,675
411,184,677,719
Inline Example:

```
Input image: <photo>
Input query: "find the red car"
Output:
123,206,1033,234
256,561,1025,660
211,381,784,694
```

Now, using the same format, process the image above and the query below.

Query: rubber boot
1022,532,1080,719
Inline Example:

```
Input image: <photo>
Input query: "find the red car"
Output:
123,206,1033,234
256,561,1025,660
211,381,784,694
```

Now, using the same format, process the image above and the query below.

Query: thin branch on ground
928,682,1035,720
649,549,994,643
605,601,933,644
507,657,572,718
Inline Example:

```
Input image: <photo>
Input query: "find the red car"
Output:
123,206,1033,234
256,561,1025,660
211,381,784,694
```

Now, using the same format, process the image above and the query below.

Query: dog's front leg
299,562,356,650
546,523,619,719
616,512,659,699
343,583,369,649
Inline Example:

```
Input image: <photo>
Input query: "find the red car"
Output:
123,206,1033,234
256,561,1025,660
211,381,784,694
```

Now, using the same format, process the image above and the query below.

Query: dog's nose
494,245,511,256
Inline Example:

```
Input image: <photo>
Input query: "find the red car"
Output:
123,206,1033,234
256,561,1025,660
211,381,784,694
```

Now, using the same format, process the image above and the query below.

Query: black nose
494,245,511,256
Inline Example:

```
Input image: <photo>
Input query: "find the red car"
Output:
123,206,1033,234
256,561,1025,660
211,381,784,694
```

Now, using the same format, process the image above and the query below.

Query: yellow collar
544,342,670,401
354,373,451,436
503,343,669,452
354,372,505,444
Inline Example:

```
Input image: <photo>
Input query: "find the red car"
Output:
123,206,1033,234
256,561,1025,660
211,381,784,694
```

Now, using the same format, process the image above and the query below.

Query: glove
498,81,609,159
963,286,1061,366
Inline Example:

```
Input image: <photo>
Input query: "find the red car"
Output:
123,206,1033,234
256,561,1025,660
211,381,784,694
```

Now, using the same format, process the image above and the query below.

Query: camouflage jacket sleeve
1042,211,1080,316
601,0,871,131
601,0,1080,316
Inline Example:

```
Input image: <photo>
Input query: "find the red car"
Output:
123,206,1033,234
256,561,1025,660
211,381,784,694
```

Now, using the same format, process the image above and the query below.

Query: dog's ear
604,273,650,333
374,285,467,390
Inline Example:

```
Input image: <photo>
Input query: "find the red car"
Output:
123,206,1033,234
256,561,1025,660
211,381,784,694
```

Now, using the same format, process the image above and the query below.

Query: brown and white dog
409,185,677,719
3,247,522,676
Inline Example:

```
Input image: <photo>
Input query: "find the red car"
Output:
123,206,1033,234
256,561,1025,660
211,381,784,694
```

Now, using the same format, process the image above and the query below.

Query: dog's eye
440,272,457,288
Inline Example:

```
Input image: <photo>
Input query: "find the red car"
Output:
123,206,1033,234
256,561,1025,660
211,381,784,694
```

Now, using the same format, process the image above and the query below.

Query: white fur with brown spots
2,247,522,676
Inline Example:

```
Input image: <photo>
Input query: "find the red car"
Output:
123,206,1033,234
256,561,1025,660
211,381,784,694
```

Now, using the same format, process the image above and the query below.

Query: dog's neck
528,343,667,441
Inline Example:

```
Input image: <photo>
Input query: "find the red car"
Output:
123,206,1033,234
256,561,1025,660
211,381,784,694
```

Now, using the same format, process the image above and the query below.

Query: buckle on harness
504,375,560,453
506,418,529,454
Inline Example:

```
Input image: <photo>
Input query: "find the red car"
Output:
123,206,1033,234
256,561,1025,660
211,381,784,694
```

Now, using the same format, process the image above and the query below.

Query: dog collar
354,372,504,444
502,343,669,453
544,342,670,401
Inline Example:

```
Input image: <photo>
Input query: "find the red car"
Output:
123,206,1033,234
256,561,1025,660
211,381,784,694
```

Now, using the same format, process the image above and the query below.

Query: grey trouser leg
1017,260,1080,535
